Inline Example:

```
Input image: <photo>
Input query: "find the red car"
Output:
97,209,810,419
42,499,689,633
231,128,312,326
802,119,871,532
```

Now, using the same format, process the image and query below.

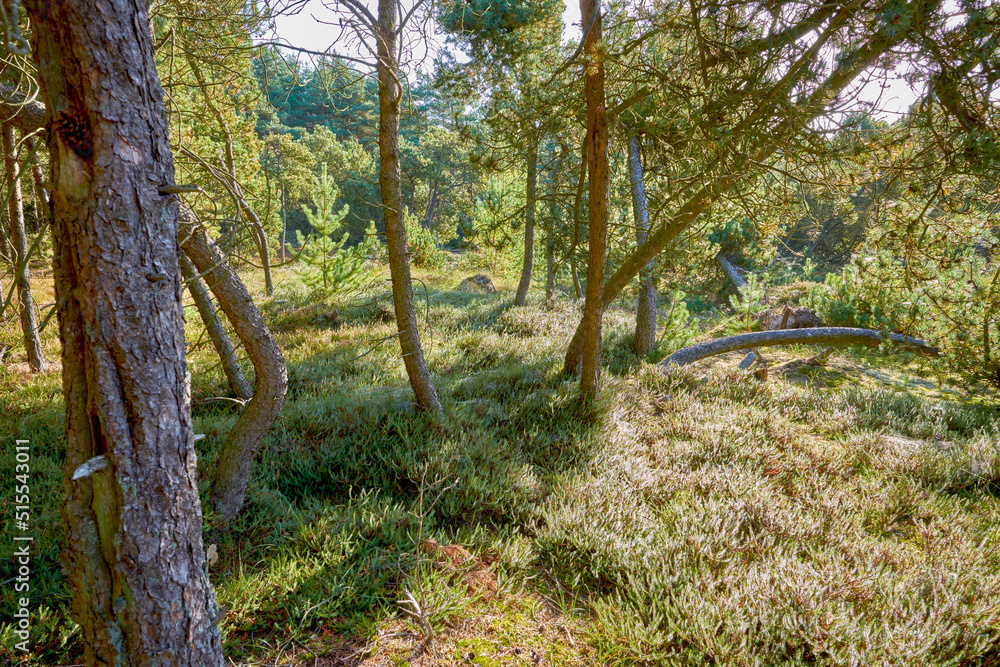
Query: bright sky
266,0,921,117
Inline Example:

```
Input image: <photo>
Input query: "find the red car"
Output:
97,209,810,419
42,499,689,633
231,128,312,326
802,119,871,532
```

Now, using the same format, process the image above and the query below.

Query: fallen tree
660,327,939,367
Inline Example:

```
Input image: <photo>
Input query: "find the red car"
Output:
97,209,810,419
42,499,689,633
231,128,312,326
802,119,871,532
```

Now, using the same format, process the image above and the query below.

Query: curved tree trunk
660,327,939,367
628,131,656,356
3,123,45,372
25,1,223,663
514,138,538,306
179,251,253,402
376,0,442,412
577,0,610,401
177,212,287,521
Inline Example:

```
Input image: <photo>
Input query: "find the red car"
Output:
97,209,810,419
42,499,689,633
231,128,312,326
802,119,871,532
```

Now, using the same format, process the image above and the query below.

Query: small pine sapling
295,164,365,298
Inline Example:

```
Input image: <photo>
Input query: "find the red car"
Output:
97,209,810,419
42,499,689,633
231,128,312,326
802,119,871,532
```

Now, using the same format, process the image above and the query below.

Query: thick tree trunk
177,212,287,521
577,0,610,401
628,131,656,356
660,327,939,367
24,1,224,664
179,252,253,402
3,123,45,372
377,0,442,412
514,138,538,306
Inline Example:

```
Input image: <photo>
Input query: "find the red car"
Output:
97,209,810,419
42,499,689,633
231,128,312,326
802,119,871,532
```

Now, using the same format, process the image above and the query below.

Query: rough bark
576,0,610,401
3,123,45,372
179,251,253,402
660,327,939,367
514,138,538,306
177,211,287,521
376,0,442,412
24,0,224,664
563,13,907,371
628,131,656,356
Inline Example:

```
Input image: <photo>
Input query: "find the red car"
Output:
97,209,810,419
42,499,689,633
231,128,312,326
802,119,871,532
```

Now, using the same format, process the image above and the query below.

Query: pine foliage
295,164,365,298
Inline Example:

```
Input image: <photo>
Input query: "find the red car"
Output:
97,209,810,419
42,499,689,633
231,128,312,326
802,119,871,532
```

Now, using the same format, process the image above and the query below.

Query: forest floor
1,257,999,666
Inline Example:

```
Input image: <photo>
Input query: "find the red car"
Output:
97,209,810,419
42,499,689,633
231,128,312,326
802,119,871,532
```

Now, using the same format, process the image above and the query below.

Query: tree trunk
178,211,288,521
3,123,45,372
24,0,224,664
25,135,51,225
179,251,253,402
569,137,587,301
514,138,538,306
545,232,556,302
377,0,442,412
424,182,437,228
660,327,939,367
628,131,656,356
577,0,610,401
278,151,287,262
545,145,565,303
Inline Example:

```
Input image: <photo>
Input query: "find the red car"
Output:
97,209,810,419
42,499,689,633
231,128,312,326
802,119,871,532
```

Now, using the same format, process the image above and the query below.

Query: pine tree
295,164,364,297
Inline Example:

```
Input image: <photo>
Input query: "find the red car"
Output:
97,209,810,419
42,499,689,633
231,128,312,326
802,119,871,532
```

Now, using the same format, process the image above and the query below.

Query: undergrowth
1,262,997,666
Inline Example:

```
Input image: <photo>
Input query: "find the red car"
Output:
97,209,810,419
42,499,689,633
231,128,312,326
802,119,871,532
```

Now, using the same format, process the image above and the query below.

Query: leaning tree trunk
178,211,287,521
3,122,45,372
376,0,442,412
628,131,656,356
576,0,610,401
24,0,224,664
179,251,253,402
514,137,538,306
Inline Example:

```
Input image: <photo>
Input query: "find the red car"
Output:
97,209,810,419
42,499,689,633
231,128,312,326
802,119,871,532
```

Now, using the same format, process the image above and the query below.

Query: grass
1,257,998,666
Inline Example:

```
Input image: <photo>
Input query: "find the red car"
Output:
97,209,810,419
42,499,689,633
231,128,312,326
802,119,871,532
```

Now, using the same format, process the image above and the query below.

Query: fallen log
660,327,939,367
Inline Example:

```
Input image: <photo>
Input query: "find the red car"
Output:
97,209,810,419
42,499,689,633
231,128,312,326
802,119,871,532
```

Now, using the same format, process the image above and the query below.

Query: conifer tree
295,163,364,297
